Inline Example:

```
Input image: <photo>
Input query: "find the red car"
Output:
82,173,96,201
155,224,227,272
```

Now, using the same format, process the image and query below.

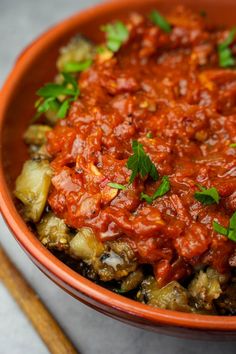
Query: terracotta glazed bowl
1,0,236,340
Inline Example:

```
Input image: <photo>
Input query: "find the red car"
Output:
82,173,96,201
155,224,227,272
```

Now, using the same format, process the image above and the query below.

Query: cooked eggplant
57,35,96,73
29,144,51,160
120,268,144,292
70,227,104,260
23,124,52,145
37,212,72,250
94,240,138,282
14,160,52,222
137,276,191,312
70,232,137,282
188,267,227,311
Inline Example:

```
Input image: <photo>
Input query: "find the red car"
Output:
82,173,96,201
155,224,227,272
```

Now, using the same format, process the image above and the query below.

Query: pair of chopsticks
0,246,78,354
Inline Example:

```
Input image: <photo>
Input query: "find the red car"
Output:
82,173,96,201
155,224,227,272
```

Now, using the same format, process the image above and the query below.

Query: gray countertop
0,1,235,353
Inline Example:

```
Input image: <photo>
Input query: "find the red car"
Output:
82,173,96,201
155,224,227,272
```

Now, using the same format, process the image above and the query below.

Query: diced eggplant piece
215,283,236,315
70,233,137,282
14,160,52,222
137,276,191,312
57,35,96,72
188,267,226,311
137,276,159,303
29,144,51,160
70,227,104,260
37,212,72,250
150,281,190,312
94,240,137,282
23,125,52,145
120,268,144,292
206,267,230,285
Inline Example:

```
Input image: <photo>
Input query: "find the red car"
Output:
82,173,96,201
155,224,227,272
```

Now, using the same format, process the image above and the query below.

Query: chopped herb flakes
127,140,158,183
194,185,220,205
63,59,92,73
213,212,236,242
108,182,126,190
149,10,172,33
141,176,170,204
101,21,129,52
218,28,236,68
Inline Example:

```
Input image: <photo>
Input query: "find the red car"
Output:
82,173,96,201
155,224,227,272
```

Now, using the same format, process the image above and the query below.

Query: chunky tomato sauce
46,7,236,286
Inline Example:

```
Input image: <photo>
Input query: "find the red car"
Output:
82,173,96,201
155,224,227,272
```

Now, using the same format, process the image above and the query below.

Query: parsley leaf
152,175,170,198
213,212,236,242
230,143,236,148
127,140,158,183
140,193,153,204
107,182,126,190
213,221,228,236
194,185,220,205
63,59,93,73
218,28,236,68
35,73,80,120
149,10,172,33
229,212,236,241
37,84,75,98
141,175,170,204
101,21,129,52
57,99,70,119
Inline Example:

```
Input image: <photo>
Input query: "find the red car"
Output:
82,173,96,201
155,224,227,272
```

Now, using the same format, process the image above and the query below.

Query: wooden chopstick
0,246,78,354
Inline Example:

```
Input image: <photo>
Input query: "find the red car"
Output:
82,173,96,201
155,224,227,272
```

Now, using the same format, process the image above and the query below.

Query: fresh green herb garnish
101,21,129,52
56,99,70,119
34,73,80,120
141,175,170,204
127,140,158,183
34,97,60,117
107,182,126,190
146,132,153,138
229,143,236,148
213,212,236,242
218,28,236,68
140,193,153,204
149,10,172,33
194,185,220,205
63,59,93,73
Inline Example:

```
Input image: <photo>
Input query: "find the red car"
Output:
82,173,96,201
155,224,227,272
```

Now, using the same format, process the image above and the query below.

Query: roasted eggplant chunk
14,160,52,222
57,35,96,72
37,212,72,250
137,276,191,312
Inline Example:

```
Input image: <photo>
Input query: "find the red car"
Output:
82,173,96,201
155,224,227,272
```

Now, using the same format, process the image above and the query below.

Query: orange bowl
1,0,236,339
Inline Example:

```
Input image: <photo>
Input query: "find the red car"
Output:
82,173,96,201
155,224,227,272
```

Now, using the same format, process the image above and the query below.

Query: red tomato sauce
46,8,236,285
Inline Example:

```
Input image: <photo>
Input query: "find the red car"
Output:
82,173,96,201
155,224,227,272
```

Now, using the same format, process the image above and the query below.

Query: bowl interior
2,0,236,188
1,0,236,334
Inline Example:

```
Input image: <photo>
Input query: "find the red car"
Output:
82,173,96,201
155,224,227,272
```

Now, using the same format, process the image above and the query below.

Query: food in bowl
14,6,236,315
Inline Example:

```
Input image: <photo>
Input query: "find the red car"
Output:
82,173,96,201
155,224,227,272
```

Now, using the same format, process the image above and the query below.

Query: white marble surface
0,1,236,353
